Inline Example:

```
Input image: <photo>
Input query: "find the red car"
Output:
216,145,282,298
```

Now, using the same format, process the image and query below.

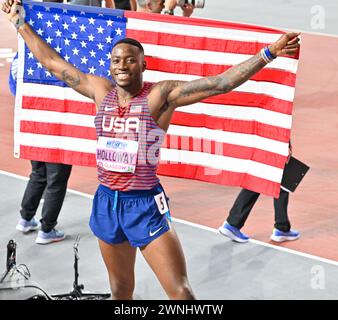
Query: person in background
136,0,193,16
136,0,164,13
218,143,300,243
68,0,114,8
110,0,137,10
163,0,194,16
12,0,72,245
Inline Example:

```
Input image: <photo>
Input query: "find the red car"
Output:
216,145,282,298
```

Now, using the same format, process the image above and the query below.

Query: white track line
0,48,13,53
1,169,338,267
173,217,338,267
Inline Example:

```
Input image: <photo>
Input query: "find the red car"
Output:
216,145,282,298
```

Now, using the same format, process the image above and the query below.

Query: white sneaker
16,218,40,233
35,229,66,245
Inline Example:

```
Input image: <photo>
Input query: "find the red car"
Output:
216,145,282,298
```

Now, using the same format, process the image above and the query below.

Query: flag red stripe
21,96,96,115
203,92,293,115
20,146,96,167
20,116,289,147
20,121,97,140
128,29,282,58
145,56,296,87
171,113,290,142
163,135,286,168
157,163,280,198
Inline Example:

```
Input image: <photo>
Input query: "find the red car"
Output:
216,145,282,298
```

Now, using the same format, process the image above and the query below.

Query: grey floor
193,0,338,36
0,172,338,300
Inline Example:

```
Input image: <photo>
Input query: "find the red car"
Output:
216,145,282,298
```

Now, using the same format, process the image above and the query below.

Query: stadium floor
1,172,338,300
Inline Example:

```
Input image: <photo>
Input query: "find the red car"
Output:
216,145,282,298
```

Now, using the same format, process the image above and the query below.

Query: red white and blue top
94,82,165,191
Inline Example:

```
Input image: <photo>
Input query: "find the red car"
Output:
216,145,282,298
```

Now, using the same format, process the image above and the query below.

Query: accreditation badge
96,137,139,173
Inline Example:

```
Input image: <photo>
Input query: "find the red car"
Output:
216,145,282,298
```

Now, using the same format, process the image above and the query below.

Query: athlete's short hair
112,38,144,54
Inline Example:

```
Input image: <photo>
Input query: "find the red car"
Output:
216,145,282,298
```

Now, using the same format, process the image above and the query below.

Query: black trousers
20,161,72,233
227,188,291,232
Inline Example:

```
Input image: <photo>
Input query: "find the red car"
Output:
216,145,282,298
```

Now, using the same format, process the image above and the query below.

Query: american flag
15,0,299,197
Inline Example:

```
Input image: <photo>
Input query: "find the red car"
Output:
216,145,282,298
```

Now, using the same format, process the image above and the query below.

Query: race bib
96,137,138,173
154,192,169,215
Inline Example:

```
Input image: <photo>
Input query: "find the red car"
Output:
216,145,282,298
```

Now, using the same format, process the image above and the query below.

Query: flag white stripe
128,18,283,43
177,104,292,129
160,149,283,182
21,83,93,103
20,109,95,127
168,125,289,156
143,43,298,74
144,70,296,102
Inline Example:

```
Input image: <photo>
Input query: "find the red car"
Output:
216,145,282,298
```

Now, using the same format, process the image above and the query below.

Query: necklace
117,96,133,117
116,86,144,117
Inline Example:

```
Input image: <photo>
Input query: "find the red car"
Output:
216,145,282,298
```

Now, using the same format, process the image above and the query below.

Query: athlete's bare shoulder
91,75,115,108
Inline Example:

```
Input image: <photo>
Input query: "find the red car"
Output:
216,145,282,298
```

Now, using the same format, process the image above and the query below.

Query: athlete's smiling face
110,43,146,89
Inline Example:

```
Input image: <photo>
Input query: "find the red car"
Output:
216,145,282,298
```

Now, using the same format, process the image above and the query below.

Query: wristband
264,46,277,60
260,46,276,64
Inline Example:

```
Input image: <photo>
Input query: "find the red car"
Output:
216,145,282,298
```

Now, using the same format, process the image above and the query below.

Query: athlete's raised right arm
2,0,111,102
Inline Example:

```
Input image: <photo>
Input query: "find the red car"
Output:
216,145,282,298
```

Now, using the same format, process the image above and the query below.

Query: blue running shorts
89,184,171,247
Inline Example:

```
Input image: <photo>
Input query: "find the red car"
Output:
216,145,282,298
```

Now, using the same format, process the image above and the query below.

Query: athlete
2,0,300,299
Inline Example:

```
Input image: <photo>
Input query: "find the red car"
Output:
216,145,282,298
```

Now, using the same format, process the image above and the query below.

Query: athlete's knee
168,280,195,300
109,278,135,300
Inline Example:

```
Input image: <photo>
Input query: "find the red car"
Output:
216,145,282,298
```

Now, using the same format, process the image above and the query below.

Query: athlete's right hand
1,0,22,21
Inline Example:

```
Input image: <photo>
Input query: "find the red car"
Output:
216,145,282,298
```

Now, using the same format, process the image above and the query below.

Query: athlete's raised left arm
158,32,300,110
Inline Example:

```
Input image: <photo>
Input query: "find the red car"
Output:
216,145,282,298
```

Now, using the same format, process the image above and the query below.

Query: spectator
163,0,194,17
110,0,137,10
68,0,114,8
218,144,300,243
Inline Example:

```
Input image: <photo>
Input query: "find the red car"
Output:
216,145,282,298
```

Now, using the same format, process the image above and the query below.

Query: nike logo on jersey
104,106,115,111
149,226,163,237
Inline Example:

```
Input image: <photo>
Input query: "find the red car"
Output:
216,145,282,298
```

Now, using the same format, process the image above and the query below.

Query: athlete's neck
117,83,144,104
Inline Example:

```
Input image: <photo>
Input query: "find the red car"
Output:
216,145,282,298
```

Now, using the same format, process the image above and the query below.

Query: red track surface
1,13,338,261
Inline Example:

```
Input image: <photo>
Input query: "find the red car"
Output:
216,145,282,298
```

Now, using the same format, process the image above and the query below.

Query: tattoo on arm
61,70,80,88
180,53,266,98
180,77,222,98
158,81,182,114
218,53,266,92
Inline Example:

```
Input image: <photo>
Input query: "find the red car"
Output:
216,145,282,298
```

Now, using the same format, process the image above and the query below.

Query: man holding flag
2,0,300,299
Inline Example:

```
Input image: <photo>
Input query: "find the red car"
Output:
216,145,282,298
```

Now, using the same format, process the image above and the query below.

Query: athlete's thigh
98,239,137,282
140,226,188,290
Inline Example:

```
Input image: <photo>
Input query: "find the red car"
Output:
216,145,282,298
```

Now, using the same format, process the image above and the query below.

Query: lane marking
0,52,16,59
0,48,16,61
0,48,13,53
1,169,338,267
